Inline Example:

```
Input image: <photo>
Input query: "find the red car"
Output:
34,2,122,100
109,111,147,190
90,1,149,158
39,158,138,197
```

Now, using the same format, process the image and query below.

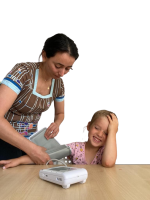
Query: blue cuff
1,79,21,94
55,96,64,102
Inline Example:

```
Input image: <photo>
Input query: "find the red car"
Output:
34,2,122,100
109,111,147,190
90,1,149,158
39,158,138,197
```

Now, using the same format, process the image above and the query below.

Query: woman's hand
44,122,59,139
107,113,118,135
27,145,53,165
0,158,21,169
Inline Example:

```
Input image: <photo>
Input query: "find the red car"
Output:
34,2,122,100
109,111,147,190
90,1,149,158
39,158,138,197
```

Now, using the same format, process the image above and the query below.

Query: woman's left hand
44,122,59,139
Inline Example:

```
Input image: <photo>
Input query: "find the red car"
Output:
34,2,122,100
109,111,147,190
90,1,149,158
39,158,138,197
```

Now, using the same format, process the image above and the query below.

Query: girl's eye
95,126,108,135
95,126,99,130
55,65,60,69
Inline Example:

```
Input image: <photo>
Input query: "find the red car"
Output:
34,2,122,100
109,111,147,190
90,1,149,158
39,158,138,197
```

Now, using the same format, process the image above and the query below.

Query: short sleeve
55,78,65,102
1,63,29,95
66,142,76,156
98,146,105,165
101,146,105,153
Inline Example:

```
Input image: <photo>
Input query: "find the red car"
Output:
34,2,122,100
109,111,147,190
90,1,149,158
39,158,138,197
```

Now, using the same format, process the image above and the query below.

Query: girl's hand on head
44,122,59,139
0,158,20,169
107,113,118,135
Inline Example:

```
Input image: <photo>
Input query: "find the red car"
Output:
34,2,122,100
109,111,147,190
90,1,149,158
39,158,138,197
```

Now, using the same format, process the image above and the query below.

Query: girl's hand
0,158,20,169
107,113,118,135
44,122,59,139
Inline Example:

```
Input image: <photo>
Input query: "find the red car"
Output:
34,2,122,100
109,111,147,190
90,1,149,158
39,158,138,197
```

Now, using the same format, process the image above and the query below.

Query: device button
56,177,62,181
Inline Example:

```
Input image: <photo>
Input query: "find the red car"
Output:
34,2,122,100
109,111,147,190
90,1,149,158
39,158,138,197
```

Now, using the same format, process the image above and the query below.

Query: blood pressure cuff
29,128,71,159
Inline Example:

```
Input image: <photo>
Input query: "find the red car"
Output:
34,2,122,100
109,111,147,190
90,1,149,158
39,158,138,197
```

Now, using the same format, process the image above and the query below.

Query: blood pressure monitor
39,166,88,189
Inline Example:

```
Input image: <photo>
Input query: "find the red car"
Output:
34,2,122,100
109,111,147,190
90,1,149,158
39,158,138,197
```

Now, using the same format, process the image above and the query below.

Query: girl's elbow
102,163,116,168
106,163,115,168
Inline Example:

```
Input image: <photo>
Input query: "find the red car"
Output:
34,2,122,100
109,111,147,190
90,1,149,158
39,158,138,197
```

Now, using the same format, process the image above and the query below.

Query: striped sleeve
55,78,65,102
1,63,29,95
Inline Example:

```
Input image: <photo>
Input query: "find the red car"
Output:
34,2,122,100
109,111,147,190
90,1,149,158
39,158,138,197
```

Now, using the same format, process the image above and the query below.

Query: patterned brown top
1,62,65,138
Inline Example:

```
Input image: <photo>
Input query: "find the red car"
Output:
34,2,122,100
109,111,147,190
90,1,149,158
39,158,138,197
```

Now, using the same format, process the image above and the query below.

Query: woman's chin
54,75,60,79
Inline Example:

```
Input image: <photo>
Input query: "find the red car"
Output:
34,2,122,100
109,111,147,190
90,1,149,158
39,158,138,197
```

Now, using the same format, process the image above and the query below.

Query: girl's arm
0,155,34,169
17,155,34,165
101,113,118,168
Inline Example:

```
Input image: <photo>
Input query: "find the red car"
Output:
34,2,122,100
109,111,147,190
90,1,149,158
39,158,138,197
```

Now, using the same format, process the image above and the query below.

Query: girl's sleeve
66,142,76,156
55,78,65,102
1,63,29,95
99,146,105,164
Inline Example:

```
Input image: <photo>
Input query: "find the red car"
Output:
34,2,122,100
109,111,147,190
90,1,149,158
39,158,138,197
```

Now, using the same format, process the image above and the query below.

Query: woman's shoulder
13,62,39,72
53,77,65,98
10,61,38,75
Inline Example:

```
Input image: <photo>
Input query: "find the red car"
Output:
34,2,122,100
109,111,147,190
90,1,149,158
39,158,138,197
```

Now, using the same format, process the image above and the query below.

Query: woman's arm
0,84,51,165
54,100,64,126
0,84,34,152
0,115,38,162
44,100,65,140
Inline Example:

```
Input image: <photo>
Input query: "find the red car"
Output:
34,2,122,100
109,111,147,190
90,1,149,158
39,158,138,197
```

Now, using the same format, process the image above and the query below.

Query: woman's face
87,117,109,148
42,52,76,79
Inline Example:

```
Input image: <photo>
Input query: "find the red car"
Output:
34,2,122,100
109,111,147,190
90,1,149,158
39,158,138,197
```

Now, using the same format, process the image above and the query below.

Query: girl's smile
93,136,102,143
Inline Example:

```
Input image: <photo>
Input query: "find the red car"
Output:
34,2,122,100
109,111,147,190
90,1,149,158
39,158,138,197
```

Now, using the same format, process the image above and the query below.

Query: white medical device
35,129,88,188
39,166,88,189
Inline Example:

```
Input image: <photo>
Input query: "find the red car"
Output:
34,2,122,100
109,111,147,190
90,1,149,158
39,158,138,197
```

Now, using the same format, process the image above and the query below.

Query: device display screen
50,167,76,172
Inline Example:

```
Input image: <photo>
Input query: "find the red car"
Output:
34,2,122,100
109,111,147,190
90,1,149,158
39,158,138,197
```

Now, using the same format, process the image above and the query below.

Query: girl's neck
85,141,100,153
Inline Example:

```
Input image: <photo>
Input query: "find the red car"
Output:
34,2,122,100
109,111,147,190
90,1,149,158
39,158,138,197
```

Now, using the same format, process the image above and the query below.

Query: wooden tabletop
0,164,150,200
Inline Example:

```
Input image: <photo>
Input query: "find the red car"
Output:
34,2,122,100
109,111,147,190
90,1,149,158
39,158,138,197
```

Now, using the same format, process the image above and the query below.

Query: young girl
0,110,118,169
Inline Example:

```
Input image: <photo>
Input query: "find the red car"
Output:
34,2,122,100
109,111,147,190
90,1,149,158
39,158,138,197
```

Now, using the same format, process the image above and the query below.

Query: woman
0,33,79,164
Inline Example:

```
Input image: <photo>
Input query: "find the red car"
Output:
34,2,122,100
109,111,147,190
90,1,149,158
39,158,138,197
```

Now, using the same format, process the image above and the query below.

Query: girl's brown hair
90,110,117,126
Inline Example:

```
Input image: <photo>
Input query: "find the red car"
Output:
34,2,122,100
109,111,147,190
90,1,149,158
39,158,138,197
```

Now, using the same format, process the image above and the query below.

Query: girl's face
87,117,109,148
42,51,75,79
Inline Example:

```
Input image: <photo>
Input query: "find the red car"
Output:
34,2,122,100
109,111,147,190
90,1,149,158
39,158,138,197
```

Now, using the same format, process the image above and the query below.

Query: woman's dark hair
39,33,79,61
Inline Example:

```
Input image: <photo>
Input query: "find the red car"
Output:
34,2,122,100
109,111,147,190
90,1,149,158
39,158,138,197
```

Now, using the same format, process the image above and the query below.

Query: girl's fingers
3,164,12,169
0,160,11,165
3,162,15,169
0,159,20,169
107,115,112,122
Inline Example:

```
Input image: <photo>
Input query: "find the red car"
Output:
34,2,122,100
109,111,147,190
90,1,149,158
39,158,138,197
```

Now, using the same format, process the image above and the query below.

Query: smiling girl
0,110,118,169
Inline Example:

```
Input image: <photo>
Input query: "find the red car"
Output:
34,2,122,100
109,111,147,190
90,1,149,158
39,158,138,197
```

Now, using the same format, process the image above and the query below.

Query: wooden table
0,165,150,200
